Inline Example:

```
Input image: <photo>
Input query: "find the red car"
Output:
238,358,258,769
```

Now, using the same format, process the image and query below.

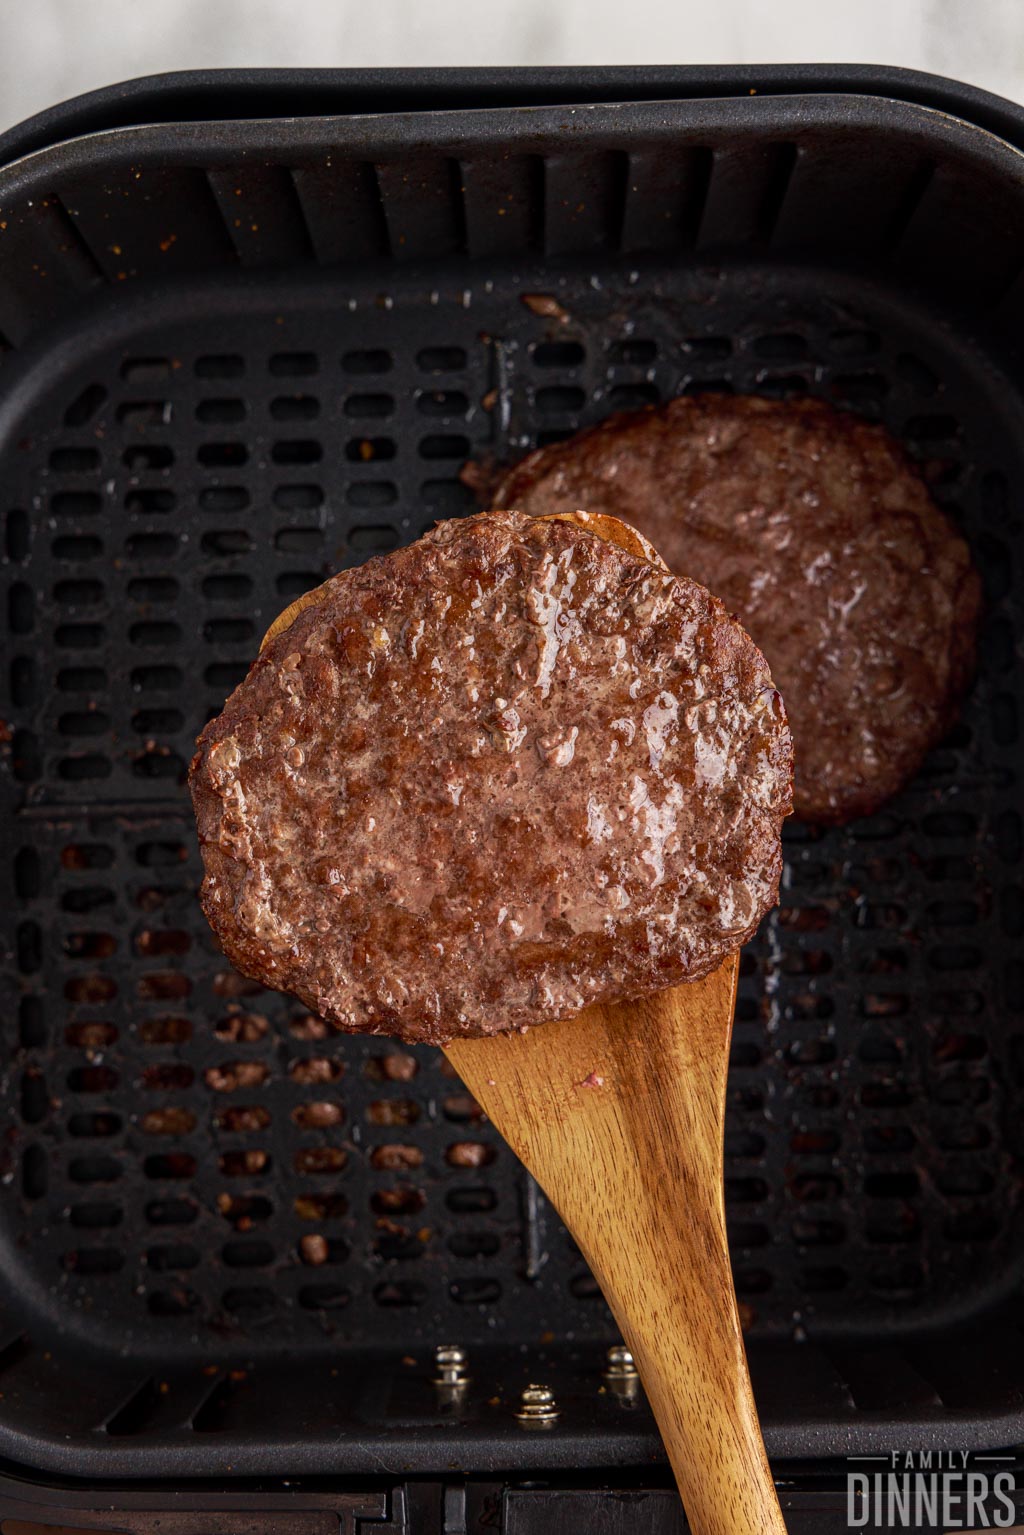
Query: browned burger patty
495,396,982,825
191,510,792,1044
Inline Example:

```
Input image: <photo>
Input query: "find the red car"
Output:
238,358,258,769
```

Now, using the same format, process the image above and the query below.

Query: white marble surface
0,0,1021,131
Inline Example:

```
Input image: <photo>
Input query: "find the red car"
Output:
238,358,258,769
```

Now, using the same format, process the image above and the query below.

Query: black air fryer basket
1,65,1024,1533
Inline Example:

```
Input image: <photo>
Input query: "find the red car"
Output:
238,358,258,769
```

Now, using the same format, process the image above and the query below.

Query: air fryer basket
1,69,1024,1493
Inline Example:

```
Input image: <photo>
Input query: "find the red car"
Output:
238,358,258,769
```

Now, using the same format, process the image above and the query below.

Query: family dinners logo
847,1452,1017,1528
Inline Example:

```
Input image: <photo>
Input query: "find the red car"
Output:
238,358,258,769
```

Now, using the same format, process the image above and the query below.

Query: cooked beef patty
191,510,792,1043
495,396,982,824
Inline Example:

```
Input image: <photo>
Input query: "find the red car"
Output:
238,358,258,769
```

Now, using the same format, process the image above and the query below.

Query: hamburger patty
191,510,792,1043
494,396,982,824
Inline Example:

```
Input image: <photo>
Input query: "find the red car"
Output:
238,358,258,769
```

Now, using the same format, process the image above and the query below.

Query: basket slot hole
295,1193,348,1220
367,1099,420,1126
213,969,264,999
65,1021,117,1049
63,1247,125,1275
142,1062,195,1090
200,486,250,512
203,528,253,555
130,619,182,646
371,1144,423,1171
195,355,244,379
441,1093,484,1123
202,573,252,600
218,1191,271,1228
147,1243,200,1272
69,1112,121,1138
445,1186,496,1214
416,389,468,418
291,1105,343,1129
141,1108,197,1136
53,533,103,560
52,490,102,517
59,753,112,782
789,1174,842,1202
122,357,171,382
345,392,394,418
442,1140,494,1170
275,570,320,597
148,1287,200,1317
128,576,178,603
274,526,322,554
219,1150,270,1178
222,1239,274,1268
144,1153,197,1179
273,482,323,509
865,1171,919,1199
218,1104,271,1133
450,1277,500,1304
67,1065,118,1093
534,385,585,414
125,491,176,517
371,1186,425,1216
533,340,586,368
271,394,320,422
124,445,173,472
866,1214,921,1245
289,1056,344,1085
204,1060,269,1092
270,352,318,377
138,1016,191,1045
346,436,396,463
343,348,393,374
725,1129,767,1158
205,661,248,689
421,477,474,511
20,996,45,1048
272,439,322,465
65,973,116,1002
294,1146,347,1175
131,663,183,691
118,400,171,428
203,617,254,644
138,973,191,1001
373,1280,426,1307
198,442,247,468
607,382,660,410
945,1211,1000,1242
417,346,466,373
214,1011,269,1043
349,523,400,553
196,398,246,424
21,1146,47,1200
69,1200,121,1229
69,1156,121,1184
447,1232,500,1259
146,1198,198,1226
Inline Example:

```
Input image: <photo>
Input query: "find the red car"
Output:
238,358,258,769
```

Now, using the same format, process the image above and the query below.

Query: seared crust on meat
191,510,792,1043
495,396,982,825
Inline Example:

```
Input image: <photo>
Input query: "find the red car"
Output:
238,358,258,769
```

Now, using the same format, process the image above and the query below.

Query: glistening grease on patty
495,396,982,825
191,510,792,1043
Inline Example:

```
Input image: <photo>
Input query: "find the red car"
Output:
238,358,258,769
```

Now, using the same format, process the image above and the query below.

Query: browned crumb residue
521,292,570,322
300,1234,329,1266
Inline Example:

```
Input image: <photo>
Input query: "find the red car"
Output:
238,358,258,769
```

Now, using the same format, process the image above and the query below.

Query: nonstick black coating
0,74,1023,1479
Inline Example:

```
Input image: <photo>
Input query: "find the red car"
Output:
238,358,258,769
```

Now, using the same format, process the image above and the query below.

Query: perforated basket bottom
2,255,1022,1387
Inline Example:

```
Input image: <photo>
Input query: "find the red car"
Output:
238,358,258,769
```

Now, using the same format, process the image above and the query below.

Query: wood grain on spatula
263,510,787,1535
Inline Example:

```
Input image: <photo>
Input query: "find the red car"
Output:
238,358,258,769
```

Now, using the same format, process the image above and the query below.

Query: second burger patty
494,395,982,825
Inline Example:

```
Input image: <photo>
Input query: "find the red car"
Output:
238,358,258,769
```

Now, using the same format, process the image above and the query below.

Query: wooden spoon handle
447,957,786,1535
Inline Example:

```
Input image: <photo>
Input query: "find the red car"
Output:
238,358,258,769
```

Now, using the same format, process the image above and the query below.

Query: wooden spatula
263,512,786,1535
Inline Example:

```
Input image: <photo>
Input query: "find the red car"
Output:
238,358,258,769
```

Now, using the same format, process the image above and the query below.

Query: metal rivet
433,1343,470,1388
516,1383,559,1427
603,1344,639,1383
604,1344,640,1402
